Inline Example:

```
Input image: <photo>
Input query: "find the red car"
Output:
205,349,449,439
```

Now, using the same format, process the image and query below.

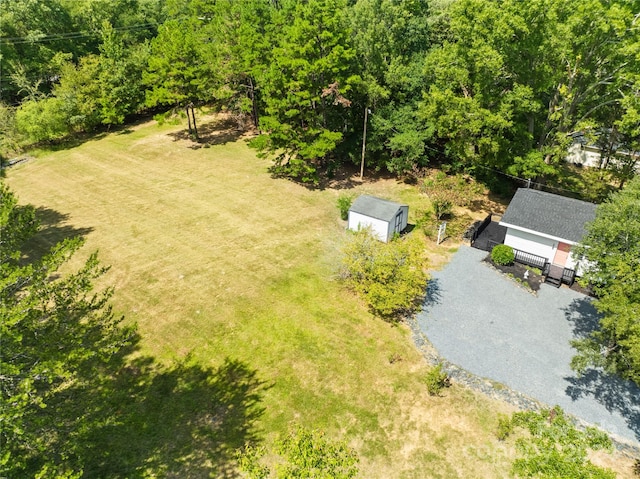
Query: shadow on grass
168,116,245,148
38,346,269,478
19,206,94,265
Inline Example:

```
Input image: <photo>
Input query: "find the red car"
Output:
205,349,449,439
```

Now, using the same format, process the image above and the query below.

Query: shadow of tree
39,346,268,478
565,369,640,441
168,116,246,148
423,278,443,308
19,206,94,265
564,297,601,340
564,297,640,441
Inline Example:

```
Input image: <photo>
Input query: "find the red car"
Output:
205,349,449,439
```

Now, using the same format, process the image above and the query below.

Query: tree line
1,0,639,188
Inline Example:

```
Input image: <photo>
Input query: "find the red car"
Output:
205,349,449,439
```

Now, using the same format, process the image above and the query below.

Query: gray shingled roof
500,188,596,243
349,195,407,222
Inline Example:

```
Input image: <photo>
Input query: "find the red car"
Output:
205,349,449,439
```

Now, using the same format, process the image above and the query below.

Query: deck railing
486,241,577,286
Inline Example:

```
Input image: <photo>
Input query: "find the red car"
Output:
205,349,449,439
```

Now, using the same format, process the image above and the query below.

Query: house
348,195,409,242
498,188,596,279
566,131,639,173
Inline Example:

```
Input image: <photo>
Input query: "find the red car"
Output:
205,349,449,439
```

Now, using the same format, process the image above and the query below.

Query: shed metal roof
500,188,596,243
349,195,407,222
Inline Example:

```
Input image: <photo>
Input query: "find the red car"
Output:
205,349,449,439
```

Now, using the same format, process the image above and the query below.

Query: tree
571,176,640,385
96,22,149,126
251,0,360,183
347,0,434,176
418,0,639,183
144,17,219,137
340,229,428,320
0,183,136,476
238,427,359,479
15,95,71,143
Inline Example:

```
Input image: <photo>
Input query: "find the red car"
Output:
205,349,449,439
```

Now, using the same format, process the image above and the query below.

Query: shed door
394,211,403,233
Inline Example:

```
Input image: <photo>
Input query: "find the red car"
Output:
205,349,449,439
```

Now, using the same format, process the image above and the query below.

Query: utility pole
360,106,369,180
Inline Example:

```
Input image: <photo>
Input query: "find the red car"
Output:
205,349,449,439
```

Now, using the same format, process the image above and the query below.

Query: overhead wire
0,20,166,45
418,140,592,199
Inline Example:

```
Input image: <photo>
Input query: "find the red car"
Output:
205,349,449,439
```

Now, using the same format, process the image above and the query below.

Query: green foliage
571,177,640,385
0,184,136,476
425,363,450,396
419,0,638,181
15,97,70,143
491,244,515,266
144,18,218,109
238,427,359,479
253,0,360,183
340,229,428,320
495,414,513,441
509,407,614,479
0,103,21,159
337,193,355,221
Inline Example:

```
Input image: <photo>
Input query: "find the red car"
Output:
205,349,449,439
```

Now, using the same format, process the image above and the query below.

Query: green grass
6,115,633,478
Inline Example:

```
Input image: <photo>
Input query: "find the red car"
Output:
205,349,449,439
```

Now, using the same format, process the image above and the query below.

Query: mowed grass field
6,116,633,478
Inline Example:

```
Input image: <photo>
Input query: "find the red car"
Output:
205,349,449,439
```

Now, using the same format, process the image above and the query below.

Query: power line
472,164,596,201
0,22,160,45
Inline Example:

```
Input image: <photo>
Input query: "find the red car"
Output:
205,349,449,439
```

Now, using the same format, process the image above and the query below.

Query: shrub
496,414,513,441
425,363,450,396
337,194,354,220
340,230,428,320
510,407,614,479
491,244,515,266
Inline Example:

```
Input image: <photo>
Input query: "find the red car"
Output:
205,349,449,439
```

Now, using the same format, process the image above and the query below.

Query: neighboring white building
565,132,639,173
499,188,596,276
348,195,409,242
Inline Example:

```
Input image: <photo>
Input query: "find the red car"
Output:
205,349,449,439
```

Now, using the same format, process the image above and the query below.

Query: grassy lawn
6,116,634,478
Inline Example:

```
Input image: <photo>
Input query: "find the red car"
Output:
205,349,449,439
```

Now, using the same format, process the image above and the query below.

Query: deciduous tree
0,184,136,476
571,176,640,385
340,229,428,320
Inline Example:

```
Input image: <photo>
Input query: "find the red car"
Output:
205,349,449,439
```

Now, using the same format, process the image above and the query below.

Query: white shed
347,195,409,242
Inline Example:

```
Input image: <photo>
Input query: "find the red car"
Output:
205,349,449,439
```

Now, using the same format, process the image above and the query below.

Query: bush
337,193,354,220
491,244,515,266
496,414,513,441
510,407,614,479
425,363,450,396
340,230,428,320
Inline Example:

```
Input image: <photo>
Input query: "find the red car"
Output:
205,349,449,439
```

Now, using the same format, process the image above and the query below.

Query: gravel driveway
416,245,640,445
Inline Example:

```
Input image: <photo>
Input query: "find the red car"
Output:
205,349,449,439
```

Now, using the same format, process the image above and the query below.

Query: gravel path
415,245,640,447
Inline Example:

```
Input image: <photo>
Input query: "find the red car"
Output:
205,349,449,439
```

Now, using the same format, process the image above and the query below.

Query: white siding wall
566,143,602,168
504,228,556,262
348,212,390,242
567,251,593,277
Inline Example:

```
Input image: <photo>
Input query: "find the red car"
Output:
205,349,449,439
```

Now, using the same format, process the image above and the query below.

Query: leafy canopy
572,176,640,385
507,407,614,479
0,183,136,477
340,229,428,320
